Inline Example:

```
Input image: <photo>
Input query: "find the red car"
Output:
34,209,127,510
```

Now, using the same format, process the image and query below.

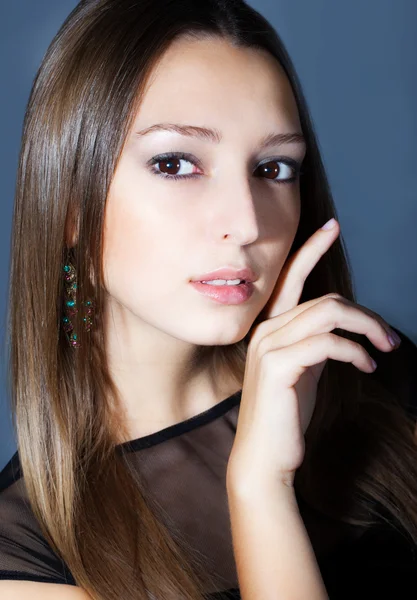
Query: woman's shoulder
0,451,76,588
0,451,22,493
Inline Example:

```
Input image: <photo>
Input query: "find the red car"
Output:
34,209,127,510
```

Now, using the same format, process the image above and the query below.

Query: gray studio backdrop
1,0,416,470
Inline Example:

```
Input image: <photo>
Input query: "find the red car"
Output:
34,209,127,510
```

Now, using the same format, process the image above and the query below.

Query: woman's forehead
127,38,303,147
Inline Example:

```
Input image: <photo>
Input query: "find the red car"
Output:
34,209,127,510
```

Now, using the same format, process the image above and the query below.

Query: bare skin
99,36,307,443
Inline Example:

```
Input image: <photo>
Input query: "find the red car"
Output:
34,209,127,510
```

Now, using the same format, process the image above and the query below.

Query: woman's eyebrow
134,123,306,150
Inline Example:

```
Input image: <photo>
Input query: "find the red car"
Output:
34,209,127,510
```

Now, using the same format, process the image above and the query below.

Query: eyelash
147,152,304,185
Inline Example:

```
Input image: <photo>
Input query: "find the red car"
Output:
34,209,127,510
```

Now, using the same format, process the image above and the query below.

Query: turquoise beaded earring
62,261,94,348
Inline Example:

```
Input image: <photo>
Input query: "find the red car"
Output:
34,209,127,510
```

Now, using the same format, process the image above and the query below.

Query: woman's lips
191,266,257,283
189,281,255,305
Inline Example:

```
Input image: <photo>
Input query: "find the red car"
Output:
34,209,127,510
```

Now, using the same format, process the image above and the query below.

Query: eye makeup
146,151,304,185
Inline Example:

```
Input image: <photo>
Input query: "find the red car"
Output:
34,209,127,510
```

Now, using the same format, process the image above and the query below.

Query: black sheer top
1,326,416,598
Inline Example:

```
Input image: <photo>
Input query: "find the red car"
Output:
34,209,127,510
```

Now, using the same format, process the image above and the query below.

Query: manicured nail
321,218,336,230
388,330,401,347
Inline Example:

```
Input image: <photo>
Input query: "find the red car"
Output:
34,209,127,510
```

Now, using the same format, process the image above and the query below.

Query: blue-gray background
1,1,416,471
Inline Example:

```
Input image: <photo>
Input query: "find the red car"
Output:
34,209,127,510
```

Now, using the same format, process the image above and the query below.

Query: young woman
0,0,416,598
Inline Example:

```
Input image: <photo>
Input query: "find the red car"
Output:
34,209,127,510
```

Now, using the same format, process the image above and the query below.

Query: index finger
259,218,340,321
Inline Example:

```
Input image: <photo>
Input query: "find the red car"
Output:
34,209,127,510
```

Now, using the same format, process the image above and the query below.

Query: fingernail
388,330,401,347
321,218,336,230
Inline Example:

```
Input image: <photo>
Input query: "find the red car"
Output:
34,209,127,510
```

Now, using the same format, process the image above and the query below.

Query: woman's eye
147,152,302,185
253,160,300,185
149,154,199,180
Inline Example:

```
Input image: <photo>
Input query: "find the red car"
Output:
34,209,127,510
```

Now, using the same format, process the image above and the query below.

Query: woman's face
102,36,306,348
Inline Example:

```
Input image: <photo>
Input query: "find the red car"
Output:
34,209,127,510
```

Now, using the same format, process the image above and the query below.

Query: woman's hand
226,218,401,493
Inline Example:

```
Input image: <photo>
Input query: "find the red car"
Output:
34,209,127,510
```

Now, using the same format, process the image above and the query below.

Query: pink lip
190,281,255,305
191,266,257,283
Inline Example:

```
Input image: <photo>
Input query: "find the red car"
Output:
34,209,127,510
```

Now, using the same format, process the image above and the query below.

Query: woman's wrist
226,467,299,508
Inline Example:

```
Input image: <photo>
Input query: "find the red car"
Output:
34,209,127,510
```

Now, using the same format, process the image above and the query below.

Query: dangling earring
62,261,94,348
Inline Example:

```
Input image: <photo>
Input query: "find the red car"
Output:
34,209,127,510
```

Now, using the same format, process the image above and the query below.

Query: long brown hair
5,0,417,598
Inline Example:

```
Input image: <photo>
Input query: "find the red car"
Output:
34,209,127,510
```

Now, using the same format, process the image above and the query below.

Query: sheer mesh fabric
1,326,416,597
0,452,76,586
